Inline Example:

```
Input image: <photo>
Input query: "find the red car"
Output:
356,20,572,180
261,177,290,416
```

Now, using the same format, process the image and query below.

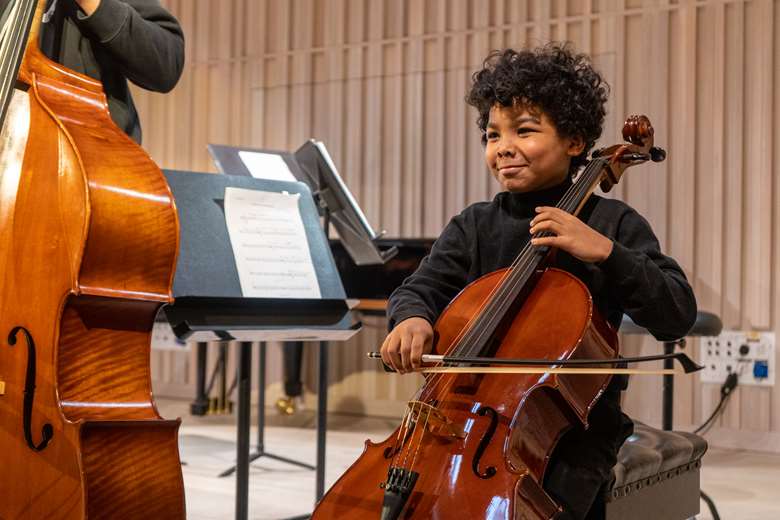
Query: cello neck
445,157,610,360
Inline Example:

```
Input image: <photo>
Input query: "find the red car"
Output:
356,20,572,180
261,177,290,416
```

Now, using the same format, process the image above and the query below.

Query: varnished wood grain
0,1,183,517
313,268,615,518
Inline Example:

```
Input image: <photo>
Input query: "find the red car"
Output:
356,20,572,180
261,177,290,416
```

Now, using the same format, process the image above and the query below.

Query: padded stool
602,422,708,519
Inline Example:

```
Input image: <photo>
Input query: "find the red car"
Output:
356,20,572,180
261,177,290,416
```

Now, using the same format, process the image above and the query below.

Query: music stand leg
316,340,328,501
662,341,676,430
250,342,315,469
281,340,330,520
220,342,315,480
235,341,252,520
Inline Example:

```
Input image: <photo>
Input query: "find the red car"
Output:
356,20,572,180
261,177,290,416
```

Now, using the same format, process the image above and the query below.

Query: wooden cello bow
0,1,184,518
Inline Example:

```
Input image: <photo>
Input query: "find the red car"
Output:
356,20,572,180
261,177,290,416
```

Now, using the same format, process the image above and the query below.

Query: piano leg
190,342,209,416
278,341,304,414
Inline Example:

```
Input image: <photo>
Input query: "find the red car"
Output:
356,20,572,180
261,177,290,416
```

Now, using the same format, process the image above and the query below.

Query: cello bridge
0,380,4,395
407,400,464,439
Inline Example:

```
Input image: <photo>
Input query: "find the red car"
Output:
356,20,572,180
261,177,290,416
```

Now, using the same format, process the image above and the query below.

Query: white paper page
238,151,296,182
224,187,321,299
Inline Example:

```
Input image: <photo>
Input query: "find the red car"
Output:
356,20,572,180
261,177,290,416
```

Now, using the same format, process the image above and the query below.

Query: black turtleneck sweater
387,179,698,392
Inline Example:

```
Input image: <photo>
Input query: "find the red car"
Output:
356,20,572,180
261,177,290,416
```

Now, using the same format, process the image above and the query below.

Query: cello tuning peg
650,147,666,162
618,153,648,163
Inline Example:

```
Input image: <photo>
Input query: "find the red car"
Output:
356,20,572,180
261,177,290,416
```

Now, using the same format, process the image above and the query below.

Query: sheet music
238,151,296,182
224,187,322,299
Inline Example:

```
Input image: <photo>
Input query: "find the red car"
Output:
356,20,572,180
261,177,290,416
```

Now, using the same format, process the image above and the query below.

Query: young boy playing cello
380,44,697,519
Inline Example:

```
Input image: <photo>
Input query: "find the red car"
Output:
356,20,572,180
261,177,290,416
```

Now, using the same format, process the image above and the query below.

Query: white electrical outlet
699,331,775,386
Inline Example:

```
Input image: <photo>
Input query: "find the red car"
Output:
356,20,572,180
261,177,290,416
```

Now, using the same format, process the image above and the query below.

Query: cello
0,1,184,518
312,116,672,519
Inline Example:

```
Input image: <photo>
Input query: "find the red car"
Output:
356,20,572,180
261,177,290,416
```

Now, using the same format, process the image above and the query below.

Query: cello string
418,162,609,406
389,406,410,464
397,401,421,470
390,404,416,470
406,398,432,473
420,160,604,402
418,159,606,402
399,159,610,480
416,165,595,401
442,159,601,362
441,157,604,363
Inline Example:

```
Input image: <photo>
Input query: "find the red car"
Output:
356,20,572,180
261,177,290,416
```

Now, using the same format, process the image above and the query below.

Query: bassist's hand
380,317,434,374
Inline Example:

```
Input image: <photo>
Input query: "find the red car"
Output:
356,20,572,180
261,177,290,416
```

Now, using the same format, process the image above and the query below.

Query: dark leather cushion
610,422,708,489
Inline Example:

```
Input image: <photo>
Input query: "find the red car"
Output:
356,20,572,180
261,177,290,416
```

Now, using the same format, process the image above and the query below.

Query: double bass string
0,0,35,128
0,0,24,100
418,158,606,405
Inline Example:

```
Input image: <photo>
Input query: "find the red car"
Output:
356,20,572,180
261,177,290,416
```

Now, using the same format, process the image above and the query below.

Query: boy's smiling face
484,103,584,193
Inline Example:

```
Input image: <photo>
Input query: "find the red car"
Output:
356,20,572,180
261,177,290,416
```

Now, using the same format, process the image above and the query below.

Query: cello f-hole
7,326,53,451
472,406,498,479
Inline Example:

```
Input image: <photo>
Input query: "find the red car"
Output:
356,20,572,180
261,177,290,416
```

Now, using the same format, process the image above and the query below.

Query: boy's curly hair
466,43,609,173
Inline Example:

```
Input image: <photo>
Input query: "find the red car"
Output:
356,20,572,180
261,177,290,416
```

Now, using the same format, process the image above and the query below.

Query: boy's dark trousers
543,391,634,520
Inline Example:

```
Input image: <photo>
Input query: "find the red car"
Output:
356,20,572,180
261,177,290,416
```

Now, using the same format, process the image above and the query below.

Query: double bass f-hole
472,406,498,479
7,326,53,452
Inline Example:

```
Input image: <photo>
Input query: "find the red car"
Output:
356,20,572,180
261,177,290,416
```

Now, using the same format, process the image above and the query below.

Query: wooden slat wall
143,0,780,452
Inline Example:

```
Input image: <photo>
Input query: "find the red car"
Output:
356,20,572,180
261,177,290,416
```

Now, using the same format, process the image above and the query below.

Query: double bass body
312,267,617,519
0,1,184,517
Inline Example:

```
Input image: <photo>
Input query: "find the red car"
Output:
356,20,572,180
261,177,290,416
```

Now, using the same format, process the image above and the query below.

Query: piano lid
330,238,434,300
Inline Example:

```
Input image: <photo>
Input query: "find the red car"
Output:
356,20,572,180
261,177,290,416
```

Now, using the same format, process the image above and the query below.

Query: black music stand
208,141,397,266
162,170,361,520
204,142,398,518
620,310,723,430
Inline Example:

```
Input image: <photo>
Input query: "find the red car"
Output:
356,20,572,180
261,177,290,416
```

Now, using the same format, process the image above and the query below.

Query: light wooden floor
159,399,780,519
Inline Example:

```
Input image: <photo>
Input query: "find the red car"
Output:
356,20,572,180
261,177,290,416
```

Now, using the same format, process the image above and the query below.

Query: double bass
0,1,184,518
312,116,670,519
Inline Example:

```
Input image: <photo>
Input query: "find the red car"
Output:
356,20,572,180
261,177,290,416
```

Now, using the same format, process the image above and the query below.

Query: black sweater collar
501,178,574,218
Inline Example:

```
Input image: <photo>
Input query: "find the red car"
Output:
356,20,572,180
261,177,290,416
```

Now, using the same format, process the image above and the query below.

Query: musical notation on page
224,187,321,298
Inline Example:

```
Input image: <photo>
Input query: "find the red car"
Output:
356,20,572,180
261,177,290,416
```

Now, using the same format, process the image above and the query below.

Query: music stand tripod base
218,341,315,478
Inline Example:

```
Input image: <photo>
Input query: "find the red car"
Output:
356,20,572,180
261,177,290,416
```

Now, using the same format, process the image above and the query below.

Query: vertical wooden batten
137,0,780,451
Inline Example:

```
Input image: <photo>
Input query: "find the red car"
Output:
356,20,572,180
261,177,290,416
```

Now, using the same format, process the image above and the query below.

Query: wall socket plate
699,331,775,386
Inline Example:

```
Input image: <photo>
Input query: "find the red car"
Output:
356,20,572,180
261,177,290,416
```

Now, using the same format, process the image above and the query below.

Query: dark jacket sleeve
598,208,697,341
73,0,184,92
387,213,472,330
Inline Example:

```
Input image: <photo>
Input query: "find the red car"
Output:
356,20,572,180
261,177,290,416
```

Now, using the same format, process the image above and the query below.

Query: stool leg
662,341,676,430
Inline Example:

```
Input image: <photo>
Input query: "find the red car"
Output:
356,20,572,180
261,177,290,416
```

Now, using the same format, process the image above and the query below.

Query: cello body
0,1,184,518
312,267,617,519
